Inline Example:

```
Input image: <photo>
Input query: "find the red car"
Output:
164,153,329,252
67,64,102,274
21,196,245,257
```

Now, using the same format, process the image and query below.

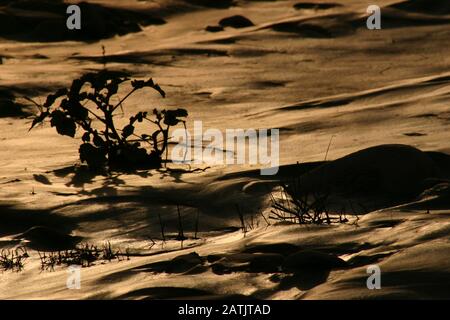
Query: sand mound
14,226,82,251
219,15,255,28
271,22,333,37
401,182,450,210
305,242,450,299
389,0,450,15
0,205,76,238
293,2,342,10
183,0,234,8
205,25,224,33
270,2,450,38
242,243,301,256
298,144,442,197
282,250,347,272
347,2,450,30
372,11,450,29
425,152,450,178
140,252,206,274
0,0,165,42
266,13,356,38
211,252,285,274
115,286,250,300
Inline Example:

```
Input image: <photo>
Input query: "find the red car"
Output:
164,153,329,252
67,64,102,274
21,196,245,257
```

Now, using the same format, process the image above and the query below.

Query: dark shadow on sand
0,0,165,42
0,87,32,118
0,204,76,237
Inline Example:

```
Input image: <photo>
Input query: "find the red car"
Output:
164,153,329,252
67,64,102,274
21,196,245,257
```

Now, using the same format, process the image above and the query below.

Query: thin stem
86,107,106,124
164,125,169,168
111,88,137,113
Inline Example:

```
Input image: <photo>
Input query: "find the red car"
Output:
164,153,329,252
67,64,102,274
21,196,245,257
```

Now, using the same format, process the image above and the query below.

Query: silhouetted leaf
122,124,135,139
163,109,187,126
79,143,106,169
153,84,165,98
44,88,68,108
131,79,165,97
131,80,145,89
50,110,76,137
153,108,162,121
164,114,179,126
61,99,89,120
106,76,127,97
82,132,91,142
93,133,105,147
29,111,50,130
69,79,84,97
135,111,147,122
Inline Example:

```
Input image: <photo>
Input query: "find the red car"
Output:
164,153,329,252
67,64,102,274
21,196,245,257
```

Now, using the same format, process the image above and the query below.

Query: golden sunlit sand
0,0,449,299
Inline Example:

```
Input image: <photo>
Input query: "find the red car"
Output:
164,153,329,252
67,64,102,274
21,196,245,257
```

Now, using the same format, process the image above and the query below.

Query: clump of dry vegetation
270,174,355,225
0,247,29,272
38,242,129,271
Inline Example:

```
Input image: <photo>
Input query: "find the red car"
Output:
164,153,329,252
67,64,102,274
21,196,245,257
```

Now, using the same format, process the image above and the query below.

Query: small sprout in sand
259,208,271,227
157,212,166,243
235,205,261,236
236,204,247,236
176,204,186,242
148,238,157,250
193,209,200,240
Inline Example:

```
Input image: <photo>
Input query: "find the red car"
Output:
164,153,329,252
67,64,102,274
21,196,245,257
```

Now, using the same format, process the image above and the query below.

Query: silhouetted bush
270,174,332,225
270,172,358,225
28,70,188,170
